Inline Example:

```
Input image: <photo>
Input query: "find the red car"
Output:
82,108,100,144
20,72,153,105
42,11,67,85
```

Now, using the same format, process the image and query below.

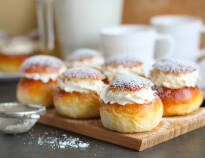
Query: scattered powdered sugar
110,75,153,90
37,134,89,149
105,54,142,67
163,108,205,122
67,48,101,60
62,67,105,80
153,58,198,73
137,120,170,138
21,128,90,150
20,55,65,71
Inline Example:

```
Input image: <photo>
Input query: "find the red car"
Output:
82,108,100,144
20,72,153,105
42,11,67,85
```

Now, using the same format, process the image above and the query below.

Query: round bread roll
0,53,32,73
17,55,66,107
17,78,57,107
100,75,163,133
104,54,145,82
54,88,100,118
66,48,104,70
154,86,203,116
0,36,37,73
54,67,106,118
150,58,203,116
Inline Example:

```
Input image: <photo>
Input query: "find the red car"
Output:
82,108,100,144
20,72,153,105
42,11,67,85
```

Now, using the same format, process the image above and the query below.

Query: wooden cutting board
38,108,205,151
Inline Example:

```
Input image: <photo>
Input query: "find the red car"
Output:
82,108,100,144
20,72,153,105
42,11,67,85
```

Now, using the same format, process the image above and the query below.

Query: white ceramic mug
151,15,205,61
37,0,123,58
100,25,174,73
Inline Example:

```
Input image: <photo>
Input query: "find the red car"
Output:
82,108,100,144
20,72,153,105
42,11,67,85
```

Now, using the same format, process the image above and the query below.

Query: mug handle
155,33,174,59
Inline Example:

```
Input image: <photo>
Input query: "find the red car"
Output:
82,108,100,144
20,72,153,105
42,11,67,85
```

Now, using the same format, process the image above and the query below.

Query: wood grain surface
39,108,205,151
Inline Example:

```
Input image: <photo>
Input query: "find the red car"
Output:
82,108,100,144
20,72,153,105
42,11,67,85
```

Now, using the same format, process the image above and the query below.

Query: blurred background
1,0,205,74
0,0,204,33
0,0,204,48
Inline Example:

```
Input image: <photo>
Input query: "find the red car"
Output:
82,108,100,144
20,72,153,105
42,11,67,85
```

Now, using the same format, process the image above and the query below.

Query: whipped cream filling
150,69,199,89
100,86,155,105
23,67,66,83
58,78,105,95
67,57,104,70
0,41,39,55
104,65,144,81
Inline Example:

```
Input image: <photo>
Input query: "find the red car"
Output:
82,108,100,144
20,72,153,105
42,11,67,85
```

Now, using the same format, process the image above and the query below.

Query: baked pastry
150,58,203,116
17,55,66,107
54,67,106,118
66,48,104,70
104,54,145,82
100,75,163,133
0,36,37,73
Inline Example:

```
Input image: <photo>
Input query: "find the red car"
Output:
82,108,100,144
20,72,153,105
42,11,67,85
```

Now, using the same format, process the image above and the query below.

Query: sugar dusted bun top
61,67,105,80
104,54,144,81
58,67,105,94
67,48,102,61
100,75,155,105
109,75,153,91
150,58,199,88
20,55,66,83
66,48,104,69
152,58,198,73
105,54,142,67
20,55,66,74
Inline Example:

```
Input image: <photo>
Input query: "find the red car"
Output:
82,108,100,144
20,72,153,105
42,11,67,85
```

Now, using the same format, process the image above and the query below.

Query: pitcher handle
37,0,55,51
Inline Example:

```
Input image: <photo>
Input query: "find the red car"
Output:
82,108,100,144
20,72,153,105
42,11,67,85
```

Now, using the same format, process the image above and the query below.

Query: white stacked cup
150,15,205,61
100,25,174,73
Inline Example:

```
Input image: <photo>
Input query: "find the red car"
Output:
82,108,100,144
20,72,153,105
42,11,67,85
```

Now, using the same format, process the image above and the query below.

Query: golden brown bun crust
54,88,100,119
20,55,65,74
61,67,105,80
0,53,32,72
17,78,57,107
100,96,163,133
156,86,203,116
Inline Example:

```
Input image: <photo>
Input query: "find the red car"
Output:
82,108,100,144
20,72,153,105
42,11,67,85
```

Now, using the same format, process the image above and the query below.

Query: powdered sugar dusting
153,58,198,73
110,75,153,91
163,109,205,122
62,67,105,80
105,54,142,67
137,120,170,138
67,48,101,60
21,129,90,150
20,55,65,71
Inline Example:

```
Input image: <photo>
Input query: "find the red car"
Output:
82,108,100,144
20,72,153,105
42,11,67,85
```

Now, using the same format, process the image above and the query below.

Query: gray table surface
0,80,205,158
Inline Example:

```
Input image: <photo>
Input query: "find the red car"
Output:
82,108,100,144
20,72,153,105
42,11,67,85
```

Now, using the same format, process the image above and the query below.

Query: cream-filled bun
150,58,199,89
150,58,203,116
0,36,38,56
0,36,39,73
104,54,144,82
100,75,163,133
66,48,104,70
54,67,106,118
17,55,66,107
